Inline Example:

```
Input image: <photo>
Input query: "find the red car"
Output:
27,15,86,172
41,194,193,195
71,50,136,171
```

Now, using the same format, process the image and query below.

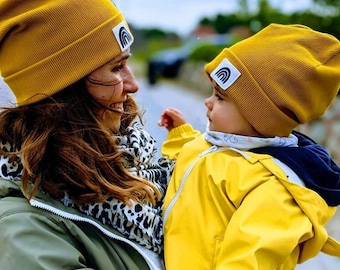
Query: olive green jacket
0,179,163,270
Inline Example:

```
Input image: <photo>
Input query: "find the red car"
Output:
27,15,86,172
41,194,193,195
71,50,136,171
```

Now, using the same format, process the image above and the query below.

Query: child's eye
215,94,224,101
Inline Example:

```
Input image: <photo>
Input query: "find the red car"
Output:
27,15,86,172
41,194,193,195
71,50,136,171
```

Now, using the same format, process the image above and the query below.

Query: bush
188,44,225,63
188,35,241,63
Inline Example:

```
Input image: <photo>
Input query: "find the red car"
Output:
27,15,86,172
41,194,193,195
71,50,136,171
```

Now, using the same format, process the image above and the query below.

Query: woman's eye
111,63,124,72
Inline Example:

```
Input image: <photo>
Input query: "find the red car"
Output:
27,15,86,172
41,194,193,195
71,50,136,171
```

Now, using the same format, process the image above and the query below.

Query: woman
0,1,173,269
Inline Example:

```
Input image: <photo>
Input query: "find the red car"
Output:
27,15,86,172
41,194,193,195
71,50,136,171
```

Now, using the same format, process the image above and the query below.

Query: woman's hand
158,108,186,131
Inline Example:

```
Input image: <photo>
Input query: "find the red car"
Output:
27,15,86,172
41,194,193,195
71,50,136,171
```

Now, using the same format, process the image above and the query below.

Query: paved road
135,78,207,155
1,76,339,269
0,78,15,107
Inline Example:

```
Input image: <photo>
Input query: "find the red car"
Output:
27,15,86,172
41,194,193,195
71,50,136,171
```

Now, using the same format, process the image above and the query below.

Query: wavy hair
0,80,160,205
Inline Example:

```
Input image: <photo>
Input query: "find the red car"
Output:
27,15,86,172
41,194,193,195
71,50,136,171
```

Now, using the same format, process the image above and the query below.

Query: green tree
198,0,339,38
313,0,340,7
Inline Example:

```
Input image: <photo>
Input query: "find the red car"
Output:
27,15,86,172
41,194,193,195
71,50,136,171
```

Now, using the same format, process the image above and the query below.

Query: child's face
204,84,261,137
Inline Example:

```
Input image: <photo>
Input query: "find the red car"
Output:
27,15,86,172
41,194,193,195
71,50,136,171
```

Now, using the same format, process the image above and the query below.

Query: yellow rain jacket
162,125,340,270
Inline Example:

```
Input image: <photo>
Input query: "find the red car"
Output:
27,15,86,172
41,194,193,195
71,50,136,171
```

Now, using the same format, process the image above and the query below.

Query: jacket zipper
29,198,162,270
163,145,229,227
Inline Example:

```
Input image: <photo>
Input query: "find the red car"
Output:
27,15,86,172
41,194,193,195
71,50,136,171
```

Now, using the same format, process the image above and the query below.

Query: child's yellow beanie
205,24,340,137
0,0,133,106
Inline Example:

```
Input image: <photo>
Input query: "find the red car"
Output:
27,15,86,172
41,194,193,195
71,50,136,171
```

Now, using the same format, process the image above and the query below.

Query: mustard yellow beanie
0,0,133,106
205,23,340,137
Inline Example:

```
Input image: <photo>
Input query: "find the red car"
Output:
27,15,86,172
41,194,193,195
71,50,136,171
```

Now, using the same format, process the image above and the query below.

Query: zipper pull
199,145,218,157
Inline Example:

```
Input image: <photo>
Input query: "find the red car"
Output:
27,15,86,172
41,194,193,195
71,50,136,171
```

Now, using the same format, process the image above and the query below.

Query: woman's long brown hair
0,80,160,205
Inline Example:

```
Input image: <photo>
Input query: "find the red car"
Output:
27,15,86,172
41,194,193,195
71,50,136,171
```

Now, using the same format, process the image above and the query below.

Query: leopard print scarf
62,122,174,253
0,122,174,254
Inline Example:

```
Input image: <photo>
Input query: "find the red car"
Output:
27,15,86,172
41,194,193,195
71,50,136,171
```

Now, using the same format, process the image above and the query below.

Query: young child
158,23,340,269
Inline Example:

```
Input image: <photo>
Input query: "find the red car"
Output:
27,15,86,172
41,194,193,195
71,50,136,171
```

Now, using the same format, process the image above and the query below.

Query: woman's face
85,49,138,132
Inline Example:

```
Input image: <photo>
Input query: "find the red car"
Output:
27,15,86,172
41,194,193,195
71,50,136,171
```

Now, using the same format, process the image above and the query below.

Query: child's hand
158,108,186,131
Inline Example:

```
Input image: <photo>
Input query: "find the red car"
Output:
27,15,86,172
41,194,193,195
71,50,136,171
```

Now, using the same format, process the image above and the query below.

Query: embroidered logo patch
112,21,134,51
210,58,241,90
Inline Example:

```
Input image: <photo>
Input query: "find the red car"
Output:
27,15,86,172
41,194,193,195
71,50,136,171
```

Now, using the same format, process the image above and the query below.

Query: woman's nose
123,67,139,93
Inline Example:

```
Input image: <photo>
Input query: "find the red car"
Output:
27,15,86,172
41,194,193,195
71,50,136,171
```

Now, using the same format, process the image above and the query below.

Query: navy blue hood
250,131,340,207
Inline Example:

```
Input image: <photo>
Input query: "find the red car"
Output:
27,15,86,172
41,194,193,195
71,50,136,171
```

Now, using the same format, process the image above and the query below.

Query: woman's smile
109,102,124,113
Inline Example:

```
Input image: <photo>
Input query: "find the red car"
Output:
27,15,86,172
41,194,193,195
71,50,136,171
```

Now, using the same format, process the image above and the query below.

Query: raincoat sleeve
161,123,201,160
217,176,325,269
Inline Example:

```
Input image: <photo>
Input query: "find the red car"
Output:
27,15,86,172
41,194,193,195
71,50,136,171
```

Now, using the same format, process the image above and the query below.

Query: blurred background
113,0,340,84
113,0,340,164
0,1,339,268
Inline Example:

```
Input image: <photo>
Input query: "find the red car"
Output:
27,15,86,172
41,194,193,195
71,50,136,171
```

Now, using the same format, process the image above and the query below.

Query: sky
113,0,313,36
